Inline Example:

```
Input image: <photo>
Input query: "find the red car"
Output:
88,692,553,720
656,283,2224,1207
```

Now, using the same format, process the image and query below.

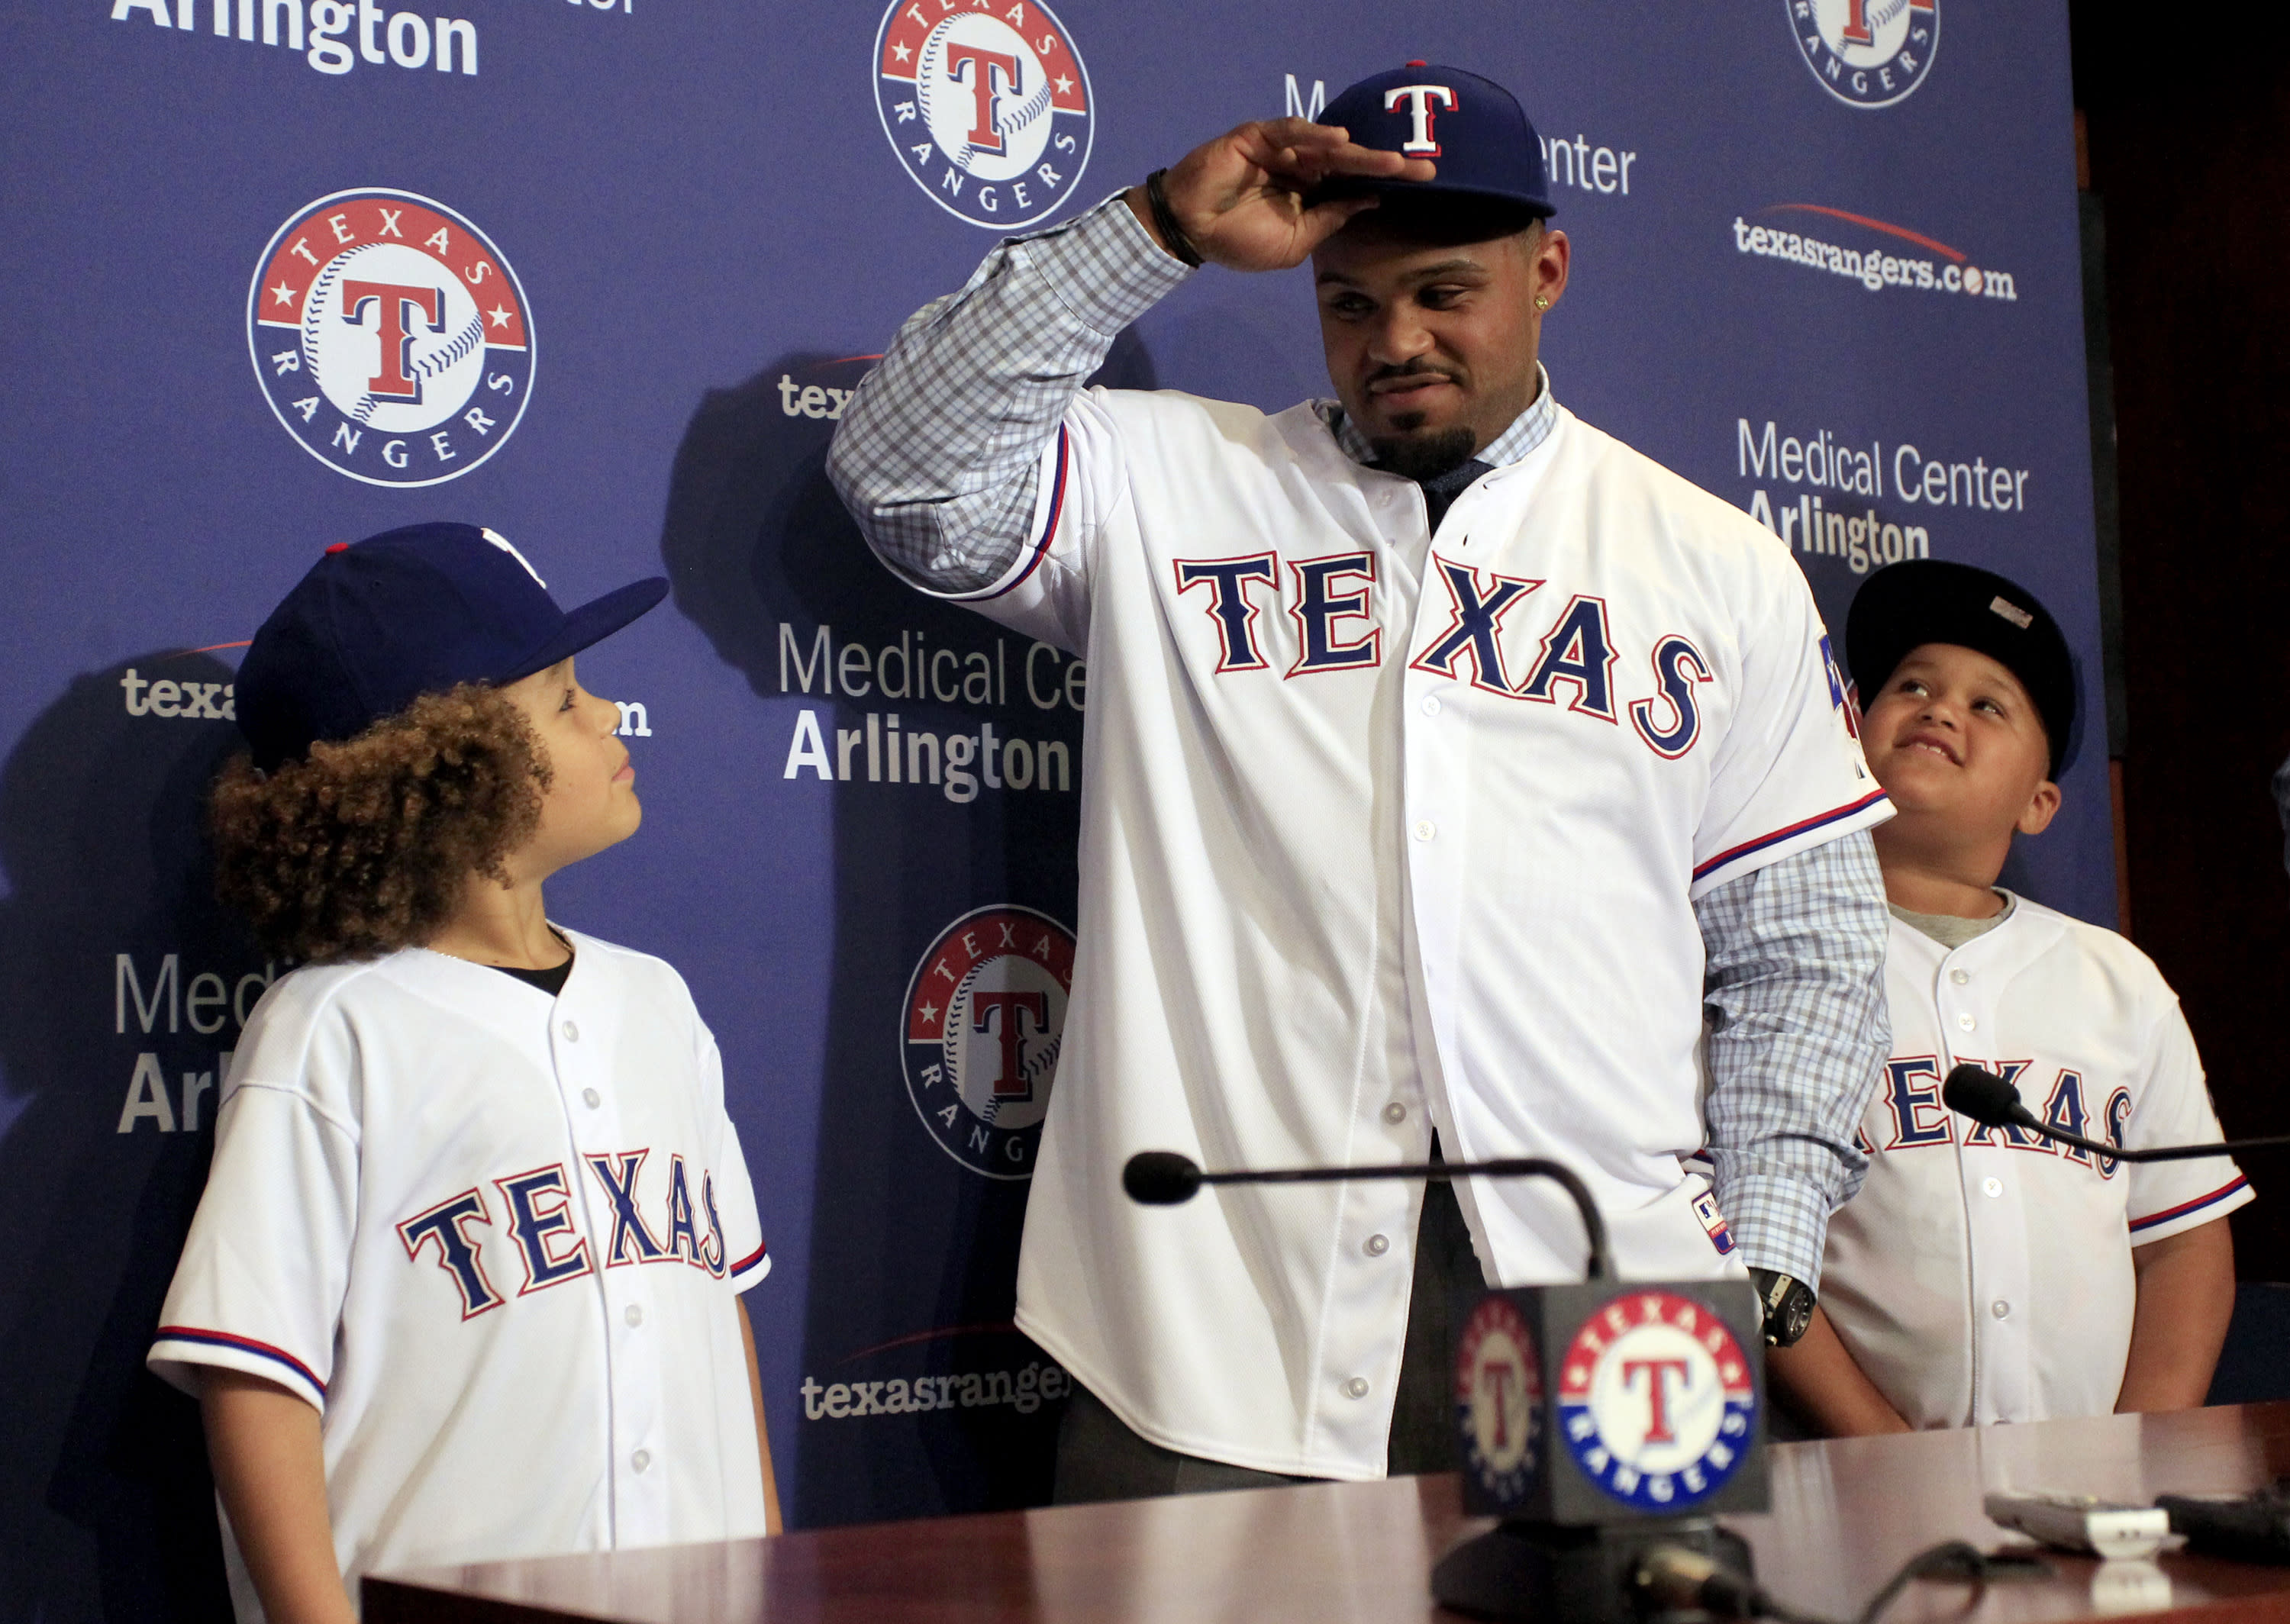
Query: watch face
1750,1269,1814,1345
1765,1279,1814,1346
1778,1286,1814,1345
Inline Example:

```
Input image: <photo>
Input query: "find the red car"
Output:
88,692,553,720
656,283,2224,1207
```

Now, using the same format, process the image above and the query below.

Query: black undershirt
490,957,572,997
483,930,575,997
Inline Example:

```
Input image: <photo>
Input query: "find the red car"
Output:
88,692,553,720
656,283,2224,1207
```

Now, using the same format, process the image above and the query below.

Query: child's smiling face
1860,642,2058,841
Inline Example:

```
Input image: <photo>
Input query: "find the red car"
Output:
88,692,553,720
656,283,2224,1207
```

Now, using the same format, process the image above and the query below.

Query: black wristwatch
1747,1267,1816,1347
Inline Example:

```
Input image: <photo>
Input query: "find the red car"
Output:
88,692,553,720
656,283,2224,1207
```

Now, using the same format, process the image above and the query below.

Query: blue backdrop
1,0,2098,1616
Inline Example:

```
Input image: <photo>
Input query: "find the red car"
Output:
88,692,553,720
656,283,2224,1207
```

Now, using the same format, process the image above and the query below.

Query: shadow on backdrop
0,655,260,1624
659,335,1156,1526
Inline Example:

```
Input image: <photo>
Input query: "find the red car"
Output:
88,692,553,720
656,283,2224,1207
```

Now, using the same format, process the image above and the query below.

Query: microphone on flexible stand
1123,1147,1766,1621
1941,1065,2290,1161
1121,1150,1611,1279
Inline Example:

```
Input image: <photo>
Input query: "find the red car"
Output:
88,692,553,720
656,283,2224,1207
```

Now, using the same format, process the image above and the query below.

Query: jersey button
1991,1300,2011,1320
582,1088,602,1109
1343,1377,1370,1399
625,1303,644,1326
1413,820,1436,842
561,1020,580,1042
1382,1101,1408,1125
1950,969,1970,985
631,1449,652,1473
1956,1013,1976,1031
1982,1177,2003,1198
1421,695,1442,717
1364,1233,1390,1257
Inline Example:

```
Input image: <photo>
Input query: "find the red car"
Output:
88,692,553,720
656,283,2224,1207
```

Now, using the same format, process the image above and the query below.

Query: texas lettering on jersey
397,1148,740,1318
1172,550,1722,759
1867,1055,2130,1178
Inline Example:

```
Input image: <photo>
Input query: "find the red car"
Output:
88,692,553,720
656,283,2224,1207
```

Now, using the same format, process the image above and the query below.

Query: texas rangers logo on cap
248,188,533,488
1456,1295,1545,1510
901,904,1073,1179
873,0,1093,229
1557,1289,1758,1511
1789,0,1939,108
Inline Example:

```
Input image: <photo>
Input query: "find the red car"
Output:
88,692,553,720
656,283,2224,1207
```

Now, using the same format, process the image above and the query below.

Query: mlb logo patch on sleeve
1692,1190,1736,1255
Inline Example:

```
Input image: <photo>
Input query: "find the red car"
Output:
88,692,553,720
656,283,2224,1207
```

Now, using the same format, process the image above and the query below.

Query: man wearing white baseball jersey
149,524,776,1621
1770,560,2250,1433
830,65,1893,1492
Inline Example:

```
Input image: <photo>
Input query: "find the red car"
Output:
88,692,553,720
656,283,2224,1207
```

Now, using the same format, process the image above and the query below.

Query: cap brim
502,576,669,684
1305,175,1556,218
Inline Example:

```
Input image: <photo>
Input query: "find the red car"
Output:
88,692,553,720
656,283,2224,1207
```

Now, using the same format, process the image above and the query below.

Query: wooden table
366,1403,2290,1623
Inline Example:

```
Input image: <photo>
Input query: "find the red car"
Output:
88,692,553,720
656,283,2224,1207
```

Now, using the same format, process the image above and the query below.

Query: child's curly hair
210,684,551,962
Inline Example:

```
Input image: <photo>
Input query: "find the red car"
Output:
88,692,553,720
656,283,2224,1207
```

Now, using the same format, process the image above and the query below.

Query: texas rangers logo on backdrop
248,188,533,487
874,0,1093,229
1456,1295,1544,1510
1557,1290,1757,1511
902,904,1074,1179
1788,0,1938,108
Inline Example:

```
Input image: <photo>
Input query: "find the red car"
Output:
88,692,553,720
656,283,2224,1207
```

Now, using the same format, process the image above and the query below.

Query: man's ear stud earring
1534,295,1550,311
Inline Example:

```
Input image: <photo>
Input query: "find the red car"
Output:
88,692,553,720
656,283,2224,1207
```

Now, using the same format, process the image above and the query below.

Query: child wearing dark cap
148,524,778,1622
1769,559,2250,1434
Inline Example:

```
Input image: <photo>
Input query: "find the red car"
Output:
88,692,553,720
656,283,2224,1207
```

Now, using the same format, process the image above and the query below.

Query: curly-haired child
149,523,778,1623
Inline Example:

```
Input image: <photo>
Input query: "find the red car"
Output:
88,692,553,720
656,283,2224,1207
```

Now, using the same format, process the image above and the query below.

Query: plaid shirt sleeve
825,193,1194,594
1695,826,1892,1289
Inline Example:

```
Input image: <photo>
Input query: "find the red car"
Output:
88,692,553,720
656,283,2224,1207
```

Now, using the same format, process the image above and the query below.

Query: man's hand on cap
1126,118,1434,273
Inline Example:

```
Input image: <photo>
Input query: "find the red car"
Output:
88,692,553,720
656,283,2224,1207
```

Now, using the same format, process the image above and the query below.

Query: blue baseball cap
1311,63,1553,218
236,521,667,770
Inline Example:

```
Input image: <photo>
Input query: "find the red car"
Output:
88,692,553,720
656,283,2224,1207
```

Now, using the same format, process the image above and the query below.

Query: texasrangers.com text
800,1360,1071,1420
1730,218,2018,301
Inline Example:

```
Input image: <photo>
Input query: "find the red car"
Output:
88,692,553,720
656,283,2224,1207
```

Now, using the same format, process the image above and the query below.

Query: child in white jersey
1769,559,2250,1432
150,523,779,1622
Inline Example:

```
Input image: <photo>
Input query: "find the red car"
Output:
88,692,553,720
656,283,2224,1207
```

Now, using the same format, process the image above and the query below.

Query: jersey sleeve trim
941,426,1069,604
729,1239,771,1290
150,1326,326,1403
2130,1174,2251,1235
1693,788,1891,887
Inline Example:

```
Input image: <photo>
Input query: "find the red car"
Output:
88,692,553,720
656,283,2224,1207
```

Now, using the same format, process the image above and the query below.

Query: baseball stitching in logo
901,904,1075,1179
1556,1289,1759,1511
873,0,1093,229
248,188,533,487
1788,0,1939,110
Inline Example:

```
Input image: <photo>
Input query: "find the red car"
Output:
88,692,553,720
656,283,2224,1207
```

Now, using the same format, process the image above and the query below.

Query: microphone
1121,1149,1611,1280
1124,1147,1773,1618
1941,1064,2290,1162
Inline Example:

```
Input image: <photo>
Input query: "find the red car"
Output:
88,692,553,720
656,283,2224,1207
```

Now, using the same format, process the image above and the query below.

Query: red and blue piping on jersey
1693,788,1891,885
977,427,1069,602
2129,1174,2250,1234
731,1238,770,1278
155,1326,324,1397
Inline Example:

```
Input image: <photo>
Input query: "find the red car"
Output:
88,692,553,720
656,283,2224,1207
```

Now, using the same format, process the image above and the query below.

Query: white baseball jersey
1820,897,2251,1429
149,931,769,1619
927,387,1888,1478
